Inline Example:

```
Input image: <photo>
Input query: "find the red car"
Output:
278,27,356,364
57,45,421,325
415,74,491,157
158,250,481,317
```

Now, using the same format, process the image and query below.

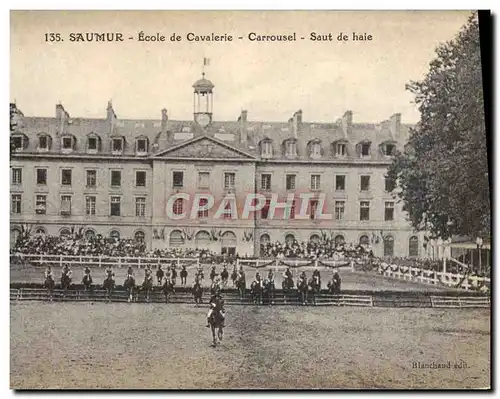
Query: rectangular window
36,169,47,185
173,198,183,215
198,172,209,188
61,195,72,215
385,201,395,221
223,202,233,219
286,141,297,156
135,197,146,217
360,201,370,221
38,136,48,149
385,144,395,156
360,175,370,191
309,199,318,220
261,199,271,219
86,170,97,187
173,171,184,188
289,199,296,219
110,196,121,216
36,195,46,215
311,174,321,190
136,139,147,153
87,137,97,150
335,175,345,191
385,176,396,192
262,141,272,157
11,194,21,214
12,168,22,185
286,174,296,190
335,201,345,221
112,138,123,152
61,169,72,186
261,174,271,190
361,143,371,156
336,143,346,156
62,137,72,149
85,196,96,216
224,173,235,190
198,198,208,219
136,171,146,187
111,170,121,187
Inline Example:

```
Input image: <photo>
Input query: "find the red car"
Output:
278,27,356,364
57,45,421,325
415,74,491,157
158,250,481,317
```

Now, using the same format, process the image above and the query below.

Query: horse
209,268,217,283
124,275,136,303
191,280,203,305
307,275,321,306
221,268,229,287
44,275,55,301
82,274,93,292
208,297,225,347
162,278,175,303
327,273,342,295
235,274,246,298
141,277,154,303
103,275,115,303
250,280,263,304
60,273,72,296
231,269,238,287
180,268,188,286
262,278,276,305
297,278,308,305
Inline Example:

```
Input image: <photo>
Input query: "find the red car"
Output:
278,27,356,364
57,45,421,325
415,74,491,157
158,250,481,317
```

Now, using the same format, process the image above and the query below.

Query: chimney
239,110,248,145
389,113,401,138
56,103,69,135
107,100,116,133
292,109,302,138
341,110,353,136
161,108,168,133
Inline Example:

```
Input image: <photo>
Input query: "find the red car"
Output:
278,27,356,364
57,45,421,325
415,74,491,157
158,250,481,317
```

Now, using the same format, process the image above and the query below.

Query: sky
10,10,472,124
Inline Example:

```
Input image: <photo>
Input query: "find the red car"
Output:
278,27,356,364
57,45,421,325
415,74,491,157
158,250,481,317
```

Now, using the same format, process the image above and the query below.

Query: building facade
10,74,426,258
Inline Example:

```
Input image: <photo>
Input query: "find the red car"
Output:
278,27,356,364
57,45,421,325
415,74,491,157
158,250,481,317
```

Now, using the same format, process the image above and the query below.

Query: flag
203,57,210,66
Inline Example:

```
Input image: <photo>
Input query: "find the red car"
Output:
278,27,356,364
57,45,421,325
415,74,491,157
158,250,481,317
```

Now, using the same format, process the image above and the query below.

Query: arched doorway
59,228,71,239
334,235,345,247
35,227,46,236
195,230,210,249
169,230,184,247
409,236,419,257
309,234,321,244
109,230,121,240
359,235,370,246
85,229,96,240
384,235,395,257
10,228,21,249
221,231,237,255
285,234,295,246
134,230,145,242
260,233,270,256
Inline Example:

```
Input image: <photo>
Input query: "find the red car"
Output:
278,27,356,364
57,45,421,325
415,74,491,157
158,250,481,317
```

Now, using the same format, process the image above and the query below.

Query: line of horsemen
43,262,342,322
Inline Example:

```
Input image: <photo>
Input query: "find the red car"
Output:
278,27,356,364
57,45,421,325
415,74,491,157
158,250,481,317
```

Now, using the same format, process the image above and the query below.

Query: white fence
10,254,200,268
236,258,351,270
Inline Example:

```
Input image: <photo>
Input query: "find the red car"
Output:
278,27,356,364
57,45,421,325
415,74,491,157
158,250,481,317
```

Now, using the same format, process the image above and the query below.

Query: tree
387,13,490,240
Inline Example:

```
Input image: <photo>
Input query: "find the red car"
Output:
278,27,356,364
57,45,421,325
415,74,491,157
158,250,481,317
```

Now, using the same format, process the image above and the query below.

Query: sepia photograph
9,10,491,389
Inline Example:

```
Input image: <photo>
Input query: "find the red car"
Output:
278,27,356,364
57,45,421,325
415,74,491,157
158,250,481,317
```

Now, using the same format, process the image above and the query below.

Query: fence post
138,257,141,269
118,258,122,269
59,255,63,268
350,260,354,272
314,259,318,269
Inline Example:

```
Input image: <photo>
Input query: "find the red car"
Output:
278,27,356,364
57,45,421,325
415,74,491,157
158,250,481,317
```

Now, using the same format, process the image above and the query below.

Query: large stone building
10,73,425,258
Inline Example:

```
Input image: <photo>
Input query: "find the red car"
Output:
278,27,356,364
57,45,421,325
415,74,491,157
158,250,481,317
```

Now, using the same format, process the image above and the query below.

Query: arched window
359,235,370,246
173,198,184,215
85,229,96,239
260,234,270,256
134,230,145,242
221,231,237,256
285,234,295,245
384,235,395,257
60,228,71,238
169,230,184,247
195,230,210,249
409,236,419,257
35,227,46,236
10,228,21,248
109,230,120,240
334,235,345,247
310,234,321,244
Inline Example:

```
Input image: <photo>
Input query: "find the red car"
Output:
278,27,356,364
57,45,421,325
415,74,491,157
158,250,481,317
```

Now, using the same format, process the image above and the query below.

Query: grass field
10,302,490,389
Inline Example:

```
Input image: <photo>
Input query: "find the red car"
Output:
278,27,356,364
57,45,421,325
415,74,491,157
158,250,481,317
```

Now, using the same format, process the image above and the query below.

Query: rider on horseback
238,265,246,279
283,266,293,280
312,268,321,280
206,282,225,328
83,266,92,283
61,264,72,279
156,265,164,285
267,269,274,281
126,266,134,278
297,271,307,286
254,271,262,287
144,266,153,284
45,265,54,280
105,265,115,281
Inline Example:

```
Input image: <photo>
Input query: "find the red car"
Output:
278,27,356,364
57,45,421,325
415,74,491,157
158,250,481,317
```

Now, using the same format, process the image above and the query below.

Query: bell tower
193,72,214,128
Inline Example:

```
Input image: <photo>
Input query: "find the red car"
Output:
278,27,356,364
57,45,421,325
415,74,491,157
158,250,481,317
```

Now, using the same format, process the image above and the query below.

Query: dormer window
336,143,347,156
11,134,28,152
86,134,101,154
384,143,395,156
62,137,72,149
37,134,51,151
308,140,322,159
112,137,124,154
88,137,97,150
260,140,273,158
284,139,297,157
136,137,148,155
357,141,371,158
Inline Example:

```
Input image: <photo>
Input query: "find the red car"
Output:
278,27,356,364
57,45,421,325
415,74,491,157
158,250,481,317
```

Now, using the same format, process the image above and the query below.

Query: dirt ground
10,302,490,389
11,263,452,292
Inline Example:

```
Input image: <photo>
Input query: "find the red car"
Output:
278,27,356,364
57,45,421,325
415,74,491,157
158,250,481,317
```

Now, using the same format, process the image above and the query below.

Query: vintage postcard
9,10,491,389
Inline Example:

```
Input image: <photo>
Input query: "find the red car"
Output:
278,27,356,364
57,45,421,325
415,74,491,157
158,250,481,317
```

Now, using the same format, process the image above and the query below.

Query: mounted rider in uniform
45,265,54,281
83,266,92,284
283,266,293,281
104,265,115,281
156,265,164,285
144,266,153,285
126,266,134,279
206,279,225,328
61,264,73,280
254,271,262,288
267,269,275,282
297,271,307,287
